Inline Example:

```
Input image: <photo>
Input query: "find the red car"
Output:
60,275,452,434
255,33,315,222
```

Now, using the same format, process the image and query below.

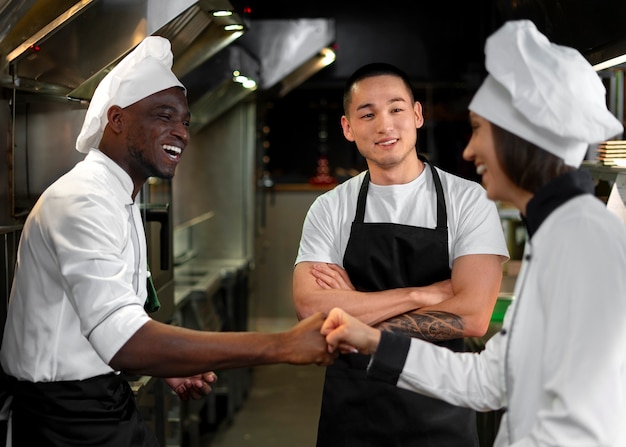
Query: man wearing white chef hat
1,36,334,446
75,35,186,156
320,20,626,447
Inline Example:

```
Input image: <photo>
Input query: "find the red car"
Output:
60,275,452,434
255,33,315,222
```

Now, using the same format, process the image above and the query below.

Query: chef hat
75,36,185,153
469,20,623,168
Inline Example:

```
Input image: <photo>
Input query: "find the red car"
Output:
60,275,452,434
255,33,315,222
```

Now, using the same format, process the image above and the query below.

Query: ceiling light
593,54,626,71
320,48,336,66
232,73,257,90
224,24,244,32
242,79,256,89
212,10,233,17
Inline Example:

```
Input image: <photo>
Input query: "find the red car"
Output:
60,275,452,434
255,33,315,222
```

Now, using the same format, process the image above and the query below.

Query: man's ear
340,115,355,142
414,101,425,129
106,105,125,134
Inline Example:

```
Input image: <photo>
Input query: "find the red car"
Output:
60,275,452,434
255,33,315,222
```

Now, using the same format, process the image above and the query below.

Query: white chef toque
469,20,623,168
75,36,185,154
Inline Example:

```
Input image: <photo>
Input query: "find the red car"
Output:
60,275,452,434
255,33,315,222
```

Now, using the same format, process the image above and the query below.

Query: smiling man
293,62,509,446
0,36,335,446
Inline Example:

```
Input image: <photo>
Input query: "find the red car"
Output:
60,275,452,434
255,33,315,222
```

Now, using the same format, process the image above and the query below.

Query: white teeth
476,164,486,175
379,139,397,146
163,144,181,155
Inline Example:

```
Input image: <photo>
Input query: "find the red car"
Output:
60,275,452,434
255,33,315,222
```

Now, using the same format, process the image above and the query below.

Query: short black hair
343,63,415,115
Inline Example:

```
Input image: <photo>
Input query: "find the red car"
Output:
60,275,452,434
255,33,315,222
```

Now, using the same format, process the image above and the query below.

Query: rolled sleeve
89,304,151,363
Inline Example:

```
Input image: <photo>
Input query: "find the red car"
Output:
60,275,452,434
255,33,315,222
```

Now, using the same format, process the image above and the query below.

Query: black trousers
7,373,159,447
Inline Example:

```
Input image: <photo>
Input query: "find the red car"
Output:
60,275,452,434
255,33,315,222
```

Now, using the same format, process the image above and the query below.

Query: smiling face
98,86,190,198
121,87,190,183
341,74,424,184
463,112,530,209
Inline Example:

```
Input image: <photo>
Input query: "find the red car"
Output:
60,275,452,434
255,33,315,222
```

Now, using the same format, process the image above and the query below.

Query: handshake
286,308,382,367
167,308,382,402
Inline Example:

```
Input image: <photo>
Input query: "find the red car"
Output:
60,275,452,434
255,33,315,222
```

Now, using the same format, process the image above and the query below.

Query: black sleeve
366,331,411,385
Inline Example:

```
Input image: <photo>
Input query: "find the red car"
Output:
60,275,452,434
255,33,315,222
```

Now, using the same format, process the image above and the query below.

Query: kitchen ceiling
229,0,624,47
2,0,625,131
233,1,496,86
230,0,626,77
0,0,337,131
0,0,246,99
3,1,625,89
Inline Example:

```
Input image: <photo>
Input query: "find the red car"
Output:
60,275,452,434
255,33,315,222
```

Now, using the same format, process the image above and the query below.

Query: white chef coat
0,149,151,382
369,193,626,446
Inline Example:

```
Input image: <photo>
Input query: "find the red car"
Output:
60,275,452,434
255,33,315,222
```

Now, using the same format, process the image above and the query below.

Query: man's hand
284,312,338,366
321,308,381,355
311,263,355,290
165,372,218,401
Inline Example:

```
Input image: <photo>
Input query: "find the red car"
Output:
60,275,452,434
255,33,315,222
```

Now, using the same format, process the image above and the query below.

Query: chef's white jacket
369,194,626,446
0,149,151,382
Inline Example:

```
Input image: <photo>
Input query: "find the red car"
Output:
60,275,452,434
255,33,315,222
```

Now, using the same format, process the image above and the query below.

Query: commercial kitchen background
1,1,626,446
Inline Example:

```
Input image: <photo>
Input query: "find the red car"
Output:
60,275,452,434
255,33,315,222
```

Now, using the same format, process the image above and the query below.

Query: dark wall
494,0,626,54
258,83,479,185
248,2,496,184
237,0,626,184
236,1,496,83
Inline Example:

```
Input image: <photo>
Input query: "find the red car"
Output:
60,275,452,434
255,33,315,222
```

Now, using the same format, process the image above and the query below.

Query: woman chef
321,20,626,446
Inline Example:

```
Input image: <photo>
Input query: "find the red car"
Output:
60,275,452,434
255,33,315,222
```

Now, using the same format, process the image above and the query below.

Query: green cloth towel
145,271,161,314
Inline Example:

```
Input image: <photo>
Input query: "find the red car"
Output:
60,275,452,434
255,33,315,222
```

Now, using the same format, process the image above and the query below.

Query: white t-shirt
296,167,509,267
1,149,151,382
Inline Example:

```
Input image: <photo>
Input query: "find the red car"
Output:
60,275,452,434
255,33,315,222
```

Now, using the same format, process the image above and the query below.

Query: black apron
8,373,159,447
316,158,479,447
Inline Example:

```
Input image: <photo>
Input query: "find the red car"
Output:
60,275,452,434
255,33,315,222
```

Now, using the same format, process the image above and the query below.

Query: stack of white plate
596,140,626,167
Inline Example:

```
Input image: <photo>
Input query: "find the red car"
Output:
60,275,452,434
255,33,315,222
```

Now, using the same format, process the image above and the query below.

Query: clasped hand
321,307,381,356
165,372,218,401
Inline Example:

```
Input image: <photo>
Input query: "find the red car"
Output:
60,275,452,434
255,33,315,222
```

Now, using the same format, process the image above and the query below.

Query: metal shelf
581,161,626,183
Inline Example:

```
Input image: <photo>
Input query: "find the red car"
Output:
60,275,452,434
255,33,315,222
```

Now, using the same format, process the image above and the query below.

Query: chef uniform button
524,254,532,261
502,406,508,413
500,328,507,335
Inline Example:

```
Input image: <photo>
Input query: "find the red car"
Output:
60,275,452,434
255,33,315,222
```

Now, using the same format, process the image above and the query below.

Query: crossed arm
293,253,505,340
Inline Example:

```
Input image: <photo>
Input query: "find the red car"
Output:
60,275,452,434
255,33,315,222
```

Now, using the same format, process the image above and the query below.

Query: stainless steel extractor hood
183,43,260,133
183,17,336,132
237,18,336,97
0,0,336,132
0,0,247,99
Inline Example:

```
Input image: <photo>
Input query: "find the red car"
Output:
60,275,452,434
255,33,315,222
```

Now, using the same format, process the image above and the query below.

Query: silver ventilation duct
0,0,244,98
0,0,335,130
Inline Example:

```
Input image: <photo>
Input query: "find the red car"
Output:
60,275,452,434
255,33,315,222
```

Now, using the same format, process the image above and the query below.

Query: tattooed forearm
375,311,464,341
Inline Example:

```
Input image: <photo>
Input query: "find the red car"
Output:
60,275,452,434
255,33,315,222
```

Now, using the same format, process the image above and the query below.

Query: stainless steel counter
174,266,222,307
174,257,250,306
170,257,253,446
